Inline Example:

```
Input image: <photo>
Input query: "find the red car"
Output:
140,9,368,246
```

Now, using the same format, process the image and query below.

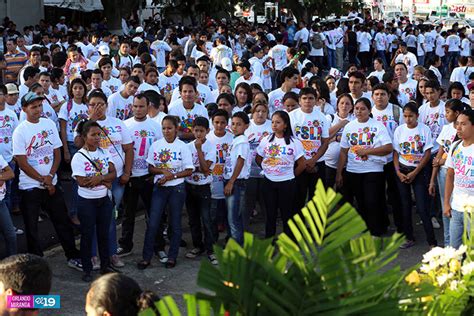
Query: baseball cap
5,83,19,94
98,45,110,55
132,37,144,43
135,26,144,33
220,57,232,71
21,92,45,107
60,16,66,20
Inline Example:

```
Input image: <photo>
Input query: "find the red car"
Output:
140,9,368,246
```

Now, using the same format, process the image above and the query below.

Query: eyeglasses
89,102,105,107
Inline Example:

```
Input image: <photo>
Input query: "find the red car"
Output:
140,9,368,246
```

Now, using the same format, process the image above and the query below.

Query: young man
391,42,418,78
269,34,289,87
268,67,300,114
168,76,209,141
107,76,140,120
5,83,21,117
138,67,161,94
18,47,46,85
210,69,230,102
114,40,134,68
395,62,417,101
158,59,180,104
348,71,371,103
12,92,81,269
38,71,65,112
118,93,162,257
289,87,329,212
99,57,122,94
89,69,113,97
170,65,212,105
18,66,40,100
150,34,172,72
234,60,263,88
3,38,28,84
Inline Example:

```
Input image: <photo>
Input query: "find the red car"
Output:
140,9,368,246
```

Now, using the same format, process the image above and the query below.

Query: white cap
132,37,143,44
98,45,110,55
59,16,66,20
5,83,19,94
220,57,232,72
135,26,144,33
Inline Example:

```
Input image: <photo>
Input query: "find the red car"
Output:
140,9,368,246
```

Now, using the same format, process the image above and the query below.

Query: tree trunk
101,0,124,34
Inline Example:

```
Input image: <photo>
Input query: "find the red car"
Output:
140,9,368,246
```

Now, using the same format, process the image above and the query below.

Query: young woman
233,82,252,114
282,92,299,113
368,58,385,82
58,78,89,224
415,77,429,107
336,98,393,236
224,112,251,245
325,75,337,108
428,55,442,84
447,82,470,104
413,66,426,82
323,94,354,188
393,102,437,249
244,101,272,228
256,110,306,238
138,116,193,269
429,99,469,246
444,109,474,248
72,120,117,282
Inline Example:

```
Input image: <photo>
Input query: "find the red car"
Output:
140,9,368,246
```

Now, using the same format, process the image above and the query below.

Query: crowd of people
0,9,473,291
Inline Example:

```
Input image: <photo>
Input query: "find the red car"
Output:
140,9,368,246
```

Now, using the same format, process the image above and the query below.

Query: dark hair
69,78,88,104
280,66,300,83
216,68,230,79
269,110,293,145
367,76,380,89
126,75,141,85
145,66,158,76
232,111,250,125
424,80,441,91
310,78,330,103
460,109,474,125
137,290,161,314
0,254,52,295
0,84,6,95
348,71,366,82
98,57,113,68
212,108,229,122
445,98,470,112
132,63,145,72
336,78,350,97
77,119,101,138
216,93,235,107
29,82,43,92
193,116,210,129
38,71,51,79
162,115,180,128
92,69,103,77
447,82,466,99
234,82,253,105
88,273,143,316
250,83,263,92
282,91,299,104
119,67,131,76
23,66,40,81
134,93,149,105
299,87,318,99
50,67,64,81
143,90,166,112
179,76,197,92
371,83,390,95
336,93,354,114
88,90,108,103
403,101,419,115
355,97,372,111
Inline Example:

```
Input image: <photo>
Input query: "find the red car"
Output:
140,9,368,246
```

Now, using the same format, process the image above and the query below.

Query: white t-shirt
0,155,8,200
417,34,425,56
446,34,460,52
234,73,263,89
149,112,166,125
146,137,194,186
245,119,272,178
170,83,213,106
357,32,372,52
445,141,474,211
436,122,457,169
71,148,112,199
393,123,433,167
44,88,64,106
419,100,447,153
394,53,418,77
398,78,418,101
371,104,405,162
138,82,160,94
158,73,180,101
19,100,58,127
12,118,61,190
107,92,134,121
96,116,133,177
374,32,387,51
268,44,288,71
435,35,446,57
322,114,354,169
257,135,304,182
309,32,325,57
150,41,172,68
368,70,385,82
185,139,215,185
208,131,233,199
0,108,19,162
7,100,21,117
289,108,330,160
450,66,474,92
102,77,122,94
340,118,392,173
224,134,251,180
124,117,162,177
168,103,209,136
461,38,471,56
58,101,89,142
268,87,300,114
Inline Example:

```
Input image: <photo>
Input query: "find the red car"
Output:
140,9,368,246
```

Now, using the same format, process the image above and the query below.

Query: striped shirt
4,50,27,83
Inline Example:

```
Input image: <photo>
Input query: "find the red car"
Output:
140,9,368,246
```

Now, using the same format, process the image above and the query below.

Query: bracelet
48,173,54,178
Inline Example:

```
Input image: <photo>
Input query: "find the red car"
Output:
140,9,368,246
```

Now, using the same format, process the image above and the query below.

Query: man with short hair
3,39,27,84
268,67,300,113
18,66,40,100
89,69,113,98
107,76,140,120
0,254,52,316
234,60,263,88
348,71,371,103
391,42,418,77
18,47,45,85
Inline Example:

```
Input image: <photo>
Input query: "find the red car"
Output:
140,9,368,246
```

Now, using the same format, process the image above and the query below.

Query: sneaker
68,259,83,272
185,248,204,259
156,251,168,263
116,247,133,257
111,255,125,268
208,253,218,265
431,217,441,229
14,227,24,235
91,256,100,271
399,240,416,249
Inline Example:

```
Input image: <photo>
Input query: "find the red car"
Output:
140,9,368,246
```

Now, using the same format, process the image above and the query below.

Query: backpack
311,33,324,49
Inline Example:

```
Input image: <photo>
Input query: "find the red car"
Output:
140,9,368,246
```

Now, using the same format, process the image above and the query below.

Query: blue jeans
77,196,113,273
327,48,336,69
0,200,17,256
438,167,449,246
5,160,19,212
224,179,247,245
377,50,388,69
417,55,425,68
185,183,215,252
67,142,79,216
143,183,185,261
450,209,468,249
447,51,460,71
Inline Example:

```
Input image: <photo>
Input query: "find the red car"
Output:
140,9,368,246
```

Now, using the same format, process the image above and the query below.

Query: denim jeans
67,141,79,216
77,196,113,273
5,160,19,213
450,210,468,249
185,183,215,252
19,186,80,259
211,198,227,237
143,183,185,261
396,167,437,246
0,200,17,256
447,51,460,71
336,47,344,70
244,177,265,230
438,167,449,246
417,55,425,68
377,50,388,69
224,179,247,245
327,48,336,69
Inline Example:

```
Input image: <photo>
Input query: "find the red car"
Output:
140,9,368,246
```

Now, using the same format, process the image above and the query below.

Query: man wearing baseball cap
5,83,21,116
12,91,82,271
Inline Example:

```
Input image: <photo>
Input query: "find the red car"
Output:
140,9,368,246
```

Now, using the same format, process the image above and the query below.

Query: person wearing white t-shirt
395,63,417,101
348,71,372,104
138,67,160,94
460,34,471,57
117,94,162,257
289,87,329,212
444,110,474,248
139,115,194,269
150,38,172,70
446,30,461,74
374,28,388,68
336,98,393,236
39,72,65,113
368,58,385,82
269,34,289,85
184,117,217,264
391,43,418,77
170,66,213,106
71,120,117,281
234,60,263,89
13,91,81,267
393,103,437,248
223,112,251,246
256,110,305,238
0,153,16,256
89,69,113,98
99,58,122,94
268,67,300,114
158,60,180,104
416,29,426,66
107,76,140,121
449,57,474,92
357,29,372,71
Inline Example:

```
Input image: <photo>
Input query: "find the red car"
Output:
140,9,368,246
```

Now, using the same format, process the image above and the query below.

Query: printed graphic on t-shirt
213,142,229,179
399,134,426,164
452,147,474,189
295,120,323,157
423,112,444,139
133,129,157,171
0,115,14,144
263,143,294,174
26,129,55,165
99,125,122,152
346,126,376,161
